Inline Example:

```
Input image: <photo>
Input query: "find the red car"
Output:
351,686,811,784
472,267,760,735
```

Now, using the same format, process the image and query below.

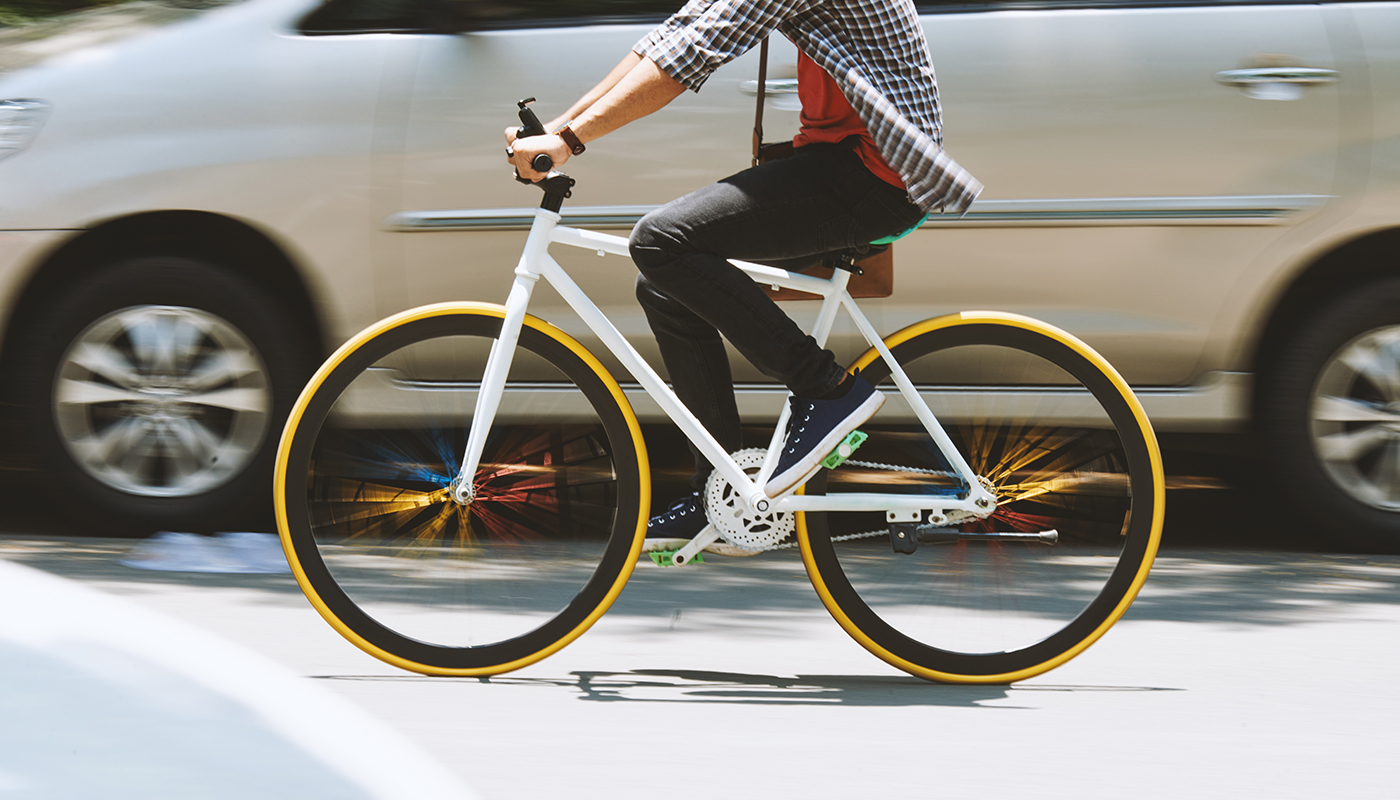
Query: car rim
1310,324,1400,510
52,305,272,497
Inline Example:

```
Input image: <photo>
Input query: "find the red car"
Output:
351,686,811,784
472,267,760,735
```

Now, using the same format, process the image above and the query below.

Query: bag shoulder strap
751,36,769,168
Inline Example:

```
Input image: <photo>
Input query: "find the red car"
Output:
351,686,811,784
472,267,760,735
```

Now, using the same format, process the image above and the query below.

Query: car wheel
1259,277,1400,552
17,257,315,531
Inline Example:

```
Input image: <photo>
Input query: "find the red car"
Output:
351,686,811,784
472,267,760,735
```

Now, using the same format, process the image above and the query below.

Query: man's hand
504,128,570,182
500,54,683,184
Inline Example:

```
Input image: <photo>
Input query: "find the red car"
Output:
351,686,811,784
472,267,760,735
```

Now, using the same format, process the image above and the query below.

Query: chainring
704,448,795,551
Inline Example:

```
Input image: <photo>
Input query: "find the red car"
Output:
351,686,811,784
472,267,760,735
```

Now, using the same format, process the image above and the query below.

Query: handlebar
511,98,575,212
513,98,555,182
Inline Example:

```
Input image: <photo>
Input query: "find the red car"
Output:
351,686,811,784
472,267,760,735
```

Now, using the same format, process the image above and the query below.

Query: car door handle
739,78,800,95
1214,67,1338,87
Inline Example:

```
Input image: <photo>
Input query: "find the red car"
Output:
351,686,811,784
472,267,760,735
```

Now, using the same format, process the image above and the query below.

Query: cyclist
506,0,982,541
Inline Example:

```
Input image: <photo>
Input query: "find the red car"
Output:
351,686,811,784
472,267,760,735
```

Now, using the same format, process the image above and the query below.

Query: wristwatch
557,124,586,156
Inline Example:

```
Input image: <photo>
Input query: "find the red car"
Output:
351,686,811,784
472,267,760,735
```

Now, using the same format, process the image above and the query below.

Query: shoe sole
641,538,762,557
764,391,885,498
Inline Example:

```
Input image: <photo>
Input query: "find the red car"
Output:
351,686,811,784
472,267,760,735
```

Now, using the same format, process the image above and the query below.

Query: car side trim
386,195,1329,232
332,368,1251,431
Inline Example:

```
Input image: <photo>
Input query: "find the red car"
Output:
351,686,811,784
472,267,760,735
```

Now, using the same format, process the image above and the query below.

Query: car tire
1258,277,1400,552
16,257,315,532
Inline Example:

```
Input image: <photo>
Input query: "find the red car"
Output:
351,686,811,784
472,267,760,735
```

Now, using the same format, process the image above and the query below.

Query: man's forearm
546,51,644,132
570,56,687,144
508,54,687,181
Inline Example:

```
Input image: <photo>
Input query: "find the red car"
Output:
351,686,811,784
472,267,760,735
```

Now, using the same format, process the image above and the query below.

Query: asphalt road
1,528,1396,799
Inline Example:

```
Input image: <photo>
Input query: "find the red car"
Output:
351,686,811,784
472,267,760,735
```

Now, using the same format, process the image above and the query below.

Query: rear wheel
1259,278,1400,552
799,312,1164,683
275,303,649,675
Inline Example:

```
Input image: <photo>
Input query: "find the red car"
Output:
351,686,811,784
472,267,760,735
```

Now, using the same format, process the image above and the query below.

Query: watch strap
558,125,586,156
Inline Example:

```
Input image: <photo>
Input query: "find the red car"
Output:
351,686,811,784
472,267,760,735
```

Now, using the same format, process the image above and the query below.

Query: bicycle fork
449,215,554,505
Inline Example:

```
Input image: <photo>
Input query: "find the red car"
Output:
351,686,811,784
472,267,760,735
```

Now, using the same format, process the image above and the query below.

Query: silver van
2,0,1398,549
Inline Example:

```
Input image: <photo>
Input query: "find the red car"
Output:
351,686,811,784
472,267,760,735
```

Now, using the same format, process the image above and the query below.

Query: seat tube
452,209,557,503
758,272,849,482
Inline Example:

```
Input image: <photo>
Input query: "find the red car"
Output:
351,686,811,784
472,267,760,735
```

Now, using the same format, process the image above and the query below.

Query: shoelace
784,399,816,455
782,371,864,456
649,494,700,526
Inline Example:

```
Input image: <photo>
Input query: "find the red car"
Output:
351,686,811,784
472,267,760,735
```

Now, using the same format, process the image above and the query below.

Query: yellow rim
800,311,1165,683
273,302,650,676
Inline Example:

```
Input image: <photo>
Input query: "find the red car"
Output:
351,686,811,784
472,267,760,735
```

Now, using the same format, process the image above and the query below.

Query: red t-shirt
791,49,905,190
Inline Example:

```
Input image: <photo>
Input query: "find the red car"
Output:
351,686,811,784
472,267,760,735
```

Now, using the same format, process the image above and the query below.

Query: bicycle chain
747,460,971,552
843,459,961,479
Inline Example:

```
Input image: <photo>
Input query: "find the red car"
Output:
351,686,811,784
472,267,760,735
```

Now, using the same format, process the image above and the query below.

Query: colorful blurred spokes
302,333,621,649
827,341,1137,656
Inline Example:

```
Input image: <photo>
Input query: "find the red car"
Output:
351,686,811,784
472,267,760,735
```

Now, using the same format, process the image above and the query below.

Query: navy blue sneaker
765,373,884,497
645,492,709,539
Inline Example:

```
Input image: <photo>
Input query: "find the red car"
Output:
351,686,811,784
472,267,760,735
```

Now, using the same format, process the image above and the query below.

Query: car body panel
377,2,1349,396
0,0,1395,434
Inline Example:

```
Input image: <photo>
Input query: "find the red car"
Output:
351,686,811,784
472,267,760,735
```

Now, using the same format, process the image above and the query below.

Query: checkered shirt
634,0,982,214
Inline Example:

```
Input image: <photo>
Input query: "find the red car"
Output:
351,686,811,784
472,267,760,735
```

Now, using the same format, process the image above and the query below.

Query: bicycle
273,100,1165,685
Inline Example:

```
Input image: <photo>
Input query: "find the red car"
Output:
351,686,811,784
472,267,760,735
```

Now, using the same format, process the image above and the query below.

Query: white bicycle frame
451,206,997,521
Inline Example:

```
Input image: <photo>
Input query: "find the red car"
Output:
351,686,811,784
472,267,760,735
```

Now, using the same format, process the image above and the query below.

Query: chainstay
753,460,966,552
762,528,887,551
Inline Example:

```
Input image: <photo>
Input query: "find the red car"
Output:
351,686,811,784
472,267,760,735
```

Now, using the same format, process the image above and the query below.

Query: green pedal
820,430,868,470
648,550,704,567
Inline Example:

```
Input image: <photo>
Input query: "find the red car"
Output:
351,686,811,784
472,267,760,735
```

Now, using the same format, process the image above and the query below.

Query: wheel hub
1310,325,1400,510
52,304,272,498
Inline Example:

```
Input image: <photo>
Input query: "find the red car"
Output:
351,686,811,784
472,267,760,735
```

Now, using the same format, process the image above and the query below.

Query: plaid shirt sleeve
633,0,807,92
636,0,983,215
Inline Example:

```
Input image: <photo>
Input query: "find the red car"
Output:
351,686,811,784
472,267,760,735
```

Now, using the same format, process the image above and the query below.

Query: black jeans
629,142,927,492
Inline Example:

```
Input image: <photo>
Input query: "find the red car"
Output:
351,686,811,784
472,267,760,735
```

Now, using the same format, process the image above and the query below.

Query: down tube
535,253,757,497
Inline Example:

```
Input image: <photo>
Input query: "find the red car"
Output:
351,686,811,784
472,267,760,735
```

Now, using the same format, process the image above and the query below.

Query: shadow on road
312,669,1182,707
0,534,1395,631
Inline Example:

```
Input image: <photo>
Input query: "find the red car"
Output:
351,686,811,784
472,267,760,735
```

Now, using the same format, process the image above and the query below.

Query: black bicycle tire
798,312,1164,683
274,303,649,675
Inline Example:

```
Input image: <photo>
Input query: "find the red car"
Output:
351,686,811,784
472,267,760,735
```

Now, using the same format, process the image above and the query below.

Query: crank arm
672,526,720,567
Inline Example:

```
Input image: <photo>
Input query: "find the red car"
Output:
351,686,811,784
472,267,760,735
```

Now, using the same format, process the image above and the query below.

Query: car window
300,0,681,35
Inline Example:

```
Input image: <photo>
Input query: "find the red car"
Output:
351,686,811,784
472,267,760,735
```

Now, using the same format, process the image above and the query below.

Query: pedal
648,550,704,567
642,526,721,567
820,430,868,470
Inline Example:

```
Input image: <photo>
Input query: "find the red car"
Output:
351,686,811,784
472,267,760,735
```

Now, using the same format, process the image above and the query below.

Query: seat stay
838,293,996,509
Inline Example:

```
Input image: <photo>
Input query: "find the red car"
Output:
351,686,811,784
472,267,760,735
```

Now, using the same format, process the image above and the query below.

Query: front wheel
16,257,314,529
798,312,1164,683
275,303,649,675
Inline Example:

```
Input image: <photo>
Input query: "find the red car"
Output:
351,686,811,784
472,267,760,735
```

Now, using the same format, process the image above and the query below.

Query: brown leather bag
751,37,894,301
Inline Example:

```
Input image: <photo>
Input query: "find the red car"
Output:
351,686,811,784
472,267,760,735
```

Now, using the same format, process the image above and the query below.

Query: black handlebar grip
517,98,547,138
532,154,554,173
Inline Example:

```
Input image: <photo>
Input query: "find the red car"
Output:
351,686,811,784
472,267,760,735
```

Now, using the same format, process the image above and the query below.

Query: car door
379,0,1343,411
902,0,1342,392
